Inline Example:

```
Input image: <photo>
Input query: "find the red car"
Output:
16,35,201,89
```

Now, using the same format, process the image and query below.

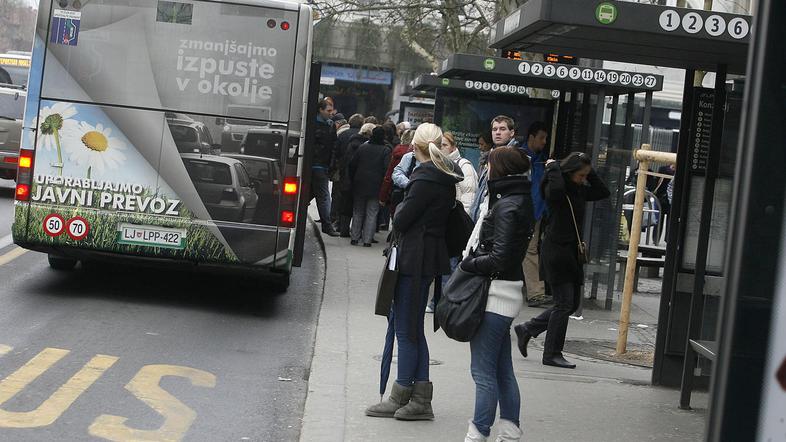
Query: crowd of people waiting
308,97,610,442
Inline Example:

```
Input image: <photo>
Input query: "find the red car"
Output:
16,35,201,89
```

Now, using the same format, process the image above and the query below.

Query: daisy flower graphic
63,121,127,179
35,102,78,175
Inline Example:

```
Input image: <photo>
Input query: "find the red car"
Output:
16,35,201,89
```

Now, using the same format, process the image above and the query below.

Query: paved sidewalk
301,214,707,442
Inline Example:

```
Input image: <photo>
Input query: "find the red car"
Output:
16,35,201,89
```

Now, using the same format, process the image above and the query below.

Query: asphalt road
0,180,325,441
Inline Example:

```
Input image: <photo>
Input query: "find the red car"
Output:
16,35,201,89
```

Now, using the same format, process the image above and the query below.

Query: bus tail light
15,149,34,202
281,210,295,226
283,177,298,195
15,184,30,201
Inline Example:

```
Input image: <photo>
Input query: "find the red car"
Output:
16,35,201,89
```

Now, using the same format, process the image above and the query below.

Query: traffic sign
66,217,90,241
43,214,65,237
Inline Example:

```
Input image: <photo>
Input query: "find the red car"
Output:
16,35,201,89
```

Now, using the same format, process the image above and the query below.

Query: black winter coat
340,133,369,192
349,142,391,199
393,160,463,340
313,117,337,168
334,127,360,179
540,163,610,285
462,176,534,281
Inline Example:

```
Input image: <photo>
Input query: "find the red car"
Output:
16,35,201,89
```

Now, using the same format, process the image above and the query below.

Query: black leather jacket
462,175,534,281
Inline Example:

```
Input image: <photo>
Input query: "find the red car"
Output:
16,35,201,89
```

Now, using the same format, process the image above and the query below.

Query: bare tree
312,0,513,71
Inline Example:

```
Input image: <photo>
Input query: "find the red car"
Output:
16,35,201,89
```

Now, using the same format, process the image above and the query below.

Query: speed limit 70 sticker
66,217,90,241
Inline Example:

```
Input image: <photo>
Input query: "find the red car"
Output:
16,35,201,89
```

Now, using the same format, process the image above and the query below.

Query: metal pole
641,91,653,147
679,64,728,410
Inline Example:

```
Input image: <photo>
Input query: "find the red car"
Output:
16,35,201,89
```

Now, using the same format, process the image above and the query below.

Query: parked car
223,154,282,225
217,104,272,152
0,85,25,180
180,154,259,223
240,127,300,160
167,119,217,155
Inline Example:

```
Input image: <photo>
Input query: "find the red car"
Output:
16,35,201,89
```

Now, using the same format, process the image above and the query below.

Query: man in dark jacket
330,113,364,228
469,115,520,222
349,126,390,246
520,121,551,306
312,98,339,236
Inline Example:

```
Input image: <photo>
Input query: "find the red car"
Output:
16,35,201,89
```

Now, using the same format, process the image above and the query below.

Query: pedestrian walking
349,126,390,246
518,121,551,307
460,147,533,442
365,123,463,421
514,153,610,369
379,129,415,215
311,98,339,237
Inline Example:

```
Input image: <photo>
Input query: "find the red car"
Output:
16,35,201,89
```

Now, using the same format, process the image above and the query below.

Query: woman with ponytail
366,123,463,421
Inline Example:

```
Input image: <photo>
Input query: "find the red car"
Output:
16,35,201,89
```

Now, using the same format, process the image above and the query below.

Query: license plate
117,224,187,249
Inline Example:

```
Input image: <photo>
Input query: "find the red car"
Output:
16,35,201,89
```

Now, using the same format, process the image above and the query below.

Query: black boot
513,324,532,358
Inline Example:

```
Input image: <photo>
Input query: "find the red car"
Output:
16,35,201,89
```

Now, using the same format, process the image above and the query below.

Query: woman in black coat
515,152,610,369
459,147,533,441
337,124,373,236
366,123,462,421
349,126,391,246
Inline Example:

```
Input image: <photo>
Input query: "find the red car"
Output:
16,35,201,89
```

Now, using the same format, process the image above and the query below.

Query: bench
616,251,666,290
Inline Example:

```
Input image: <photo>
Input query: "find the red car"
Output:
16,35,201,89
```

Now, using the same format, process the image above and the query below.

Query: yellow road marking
89,364,217,442
0,247,28,266
0,349,118,428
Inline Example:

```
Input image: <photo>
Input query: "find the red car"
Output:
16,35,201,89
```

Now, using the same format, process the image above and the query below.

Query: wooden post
616,144,652,355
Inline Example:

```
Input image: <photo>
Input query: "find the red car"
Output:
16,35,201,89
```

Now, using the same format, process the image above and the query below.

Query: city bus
13,0,316,290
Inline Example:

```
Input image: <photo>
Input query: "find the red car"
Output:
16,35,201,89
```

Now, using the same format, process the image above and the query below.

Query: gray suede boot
365,382,412,418
393,381,434,420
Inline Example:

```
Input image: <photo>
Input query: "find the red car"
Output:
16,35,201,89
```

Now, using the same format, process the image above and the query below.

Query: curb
300,214,350,442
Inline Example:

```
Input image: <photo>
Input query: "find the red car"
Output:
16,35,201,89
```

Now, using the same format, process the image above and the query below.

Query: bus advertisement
13,0,314,290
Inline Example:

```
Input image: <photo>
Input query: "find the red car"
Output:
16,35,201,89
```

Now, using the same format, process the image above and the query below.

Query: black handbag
435,265,492,342
375,243,398,316
445,201,474,258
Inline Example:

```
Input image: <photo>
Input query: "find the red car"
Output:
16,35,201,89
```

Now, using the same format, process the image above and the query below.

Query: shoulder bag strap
565,195,582,245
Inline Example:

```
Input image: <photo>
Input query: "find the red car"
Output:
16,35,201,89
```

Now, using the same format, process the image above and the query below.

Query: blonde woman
366,123,464,421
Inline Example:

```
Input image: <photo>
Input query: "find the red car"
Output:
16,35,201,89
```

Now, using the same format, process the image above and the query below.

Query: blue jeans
394,275,432,386
470,312,520,437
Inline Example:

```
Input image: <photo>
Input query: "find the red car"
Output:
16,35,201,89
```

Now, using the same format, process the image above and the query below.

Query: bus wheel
48,255,78,270
268,273,290,293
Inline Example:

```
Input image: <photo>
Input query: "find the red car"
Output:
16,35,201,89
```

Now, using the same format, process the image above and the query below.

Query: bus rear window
42,0,298,123
184,160,233,185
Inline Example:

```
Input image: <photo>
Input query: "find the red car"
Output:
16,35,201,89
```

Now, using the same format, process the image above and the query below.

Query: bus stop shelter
486,0,751,405
431,53,663,316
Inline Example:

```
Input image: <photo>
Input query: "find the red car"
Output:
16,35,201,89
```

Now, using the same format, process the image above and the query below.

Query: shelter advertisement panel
435,89,553,167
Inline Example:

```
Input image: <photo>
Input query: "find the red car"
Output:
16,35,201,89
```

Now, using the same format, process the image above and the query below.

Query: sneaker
363,243,372,248
350,240,359,246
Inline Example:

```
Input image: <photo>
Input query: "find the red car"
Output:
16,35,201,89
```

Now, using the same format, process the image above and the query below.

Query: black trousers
523,282,581,359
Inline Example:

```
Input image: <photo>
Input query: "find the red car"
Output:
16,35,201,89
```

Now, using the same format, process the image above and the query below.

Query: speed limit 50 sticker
43,214,66,237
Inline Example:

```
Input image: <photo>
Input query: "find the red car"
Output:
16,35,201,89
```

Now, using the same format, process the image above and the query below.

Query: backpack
445,200,474,258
